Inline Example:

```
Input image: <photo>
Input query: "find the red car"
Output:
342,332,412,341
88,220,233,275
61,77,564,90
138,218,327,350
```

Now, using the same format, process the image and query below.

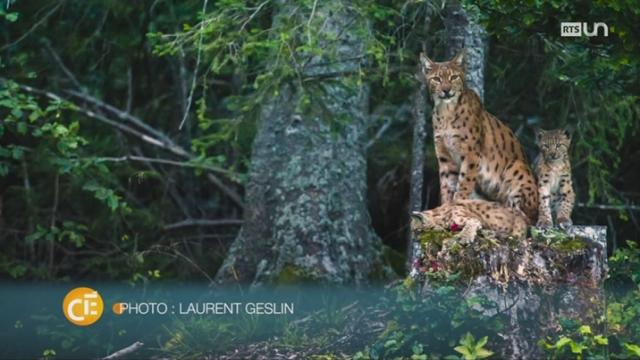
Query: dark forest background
1,0,639,282
2,1,640,359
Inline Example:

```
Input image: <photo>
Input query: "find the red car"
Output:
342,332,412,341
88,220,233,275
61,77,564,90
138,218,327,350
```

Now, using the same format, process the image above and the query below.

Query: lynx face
420,52,465,104
536,129,571,163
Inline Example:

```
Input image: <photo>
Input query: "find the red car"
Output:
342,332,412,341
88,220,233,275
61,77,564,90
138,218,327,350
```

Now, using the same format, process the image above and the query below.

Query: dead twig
576,202,640,211
93,155,237,179
164,218,243,231
101,341,144,360
1,2,63,51
42,38,83,91
178,0,210,130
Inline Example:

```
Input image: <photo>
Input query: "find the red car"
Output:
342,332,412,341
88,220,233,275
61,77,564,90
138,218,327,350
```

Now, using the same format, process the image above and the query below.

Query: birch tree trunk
215,1,383,285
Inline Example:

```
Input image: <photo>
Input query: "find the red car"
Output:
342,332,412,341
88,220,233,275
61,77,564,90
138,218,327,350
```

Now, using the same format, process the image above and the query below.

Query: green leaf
538,339,554,350
28,111,40,122
475,348,494,359
10,146,24,159
454,346,472,357
624,343,640,356
594,335,608,345
476,336,488,350
569,342,586,354
555,337,572,349
11,108,23,119
8,264,27,278
578,325,592,335
460,332,474,347
5,12,19,22
16,122,27,134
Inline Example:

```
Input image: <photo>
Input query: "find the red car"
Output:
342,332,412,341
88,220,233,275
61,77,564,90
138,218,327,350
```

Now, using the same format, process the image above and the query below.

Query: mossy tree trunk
215,1,383,285
411,223,607,359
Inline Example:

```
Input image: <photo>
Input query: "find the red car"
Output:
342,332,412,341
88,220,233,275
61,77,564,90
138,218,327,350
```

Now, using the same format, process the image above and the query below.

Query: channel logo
62,287,104,326
560,22,608,37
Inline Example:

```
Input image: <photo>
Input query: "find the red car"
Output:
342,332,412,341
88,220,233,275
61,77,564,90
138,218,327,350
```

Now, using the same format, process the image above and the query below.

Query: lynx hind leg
504,160,538,224
464,199,528,241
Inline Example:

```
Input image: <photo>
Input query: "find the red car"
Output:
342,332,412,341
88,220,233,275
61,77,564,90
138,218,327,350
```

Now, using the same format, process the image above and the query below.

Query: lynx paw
536,220,552,229
557,218,573,230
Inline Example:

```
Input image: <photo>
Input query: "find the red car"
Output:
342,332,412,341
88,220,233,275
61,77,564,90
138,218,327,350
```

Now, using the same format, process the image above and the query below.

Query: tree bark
407,84,428,267
443,0,487,102
215,1,383,285
409,86,428,214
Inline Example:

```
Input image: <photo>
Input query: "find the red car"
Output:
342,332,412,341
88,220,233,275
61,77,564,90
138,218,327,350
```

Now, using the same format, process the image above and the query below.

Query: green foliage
354,278,503,359
610,241,640,286
161,316,270,358
454,333,494,360
539,325,609,359
0,2,234,282
607,241,640,348
149,0,399,137
82,182,131,214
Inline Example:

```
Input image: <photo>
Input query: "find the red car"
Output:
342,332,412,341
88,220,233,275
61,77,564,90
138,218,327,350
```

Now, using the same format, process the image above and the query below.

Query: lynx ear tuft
411,211,426,223
563,125,575,140
420,52,435,74
452,49,465,67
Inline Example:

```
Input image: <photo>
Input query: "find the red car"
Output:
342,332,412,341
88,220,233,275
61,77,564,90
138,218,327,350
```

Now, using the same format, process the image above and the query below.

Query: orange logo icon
62,287,104,326
112,302,126,315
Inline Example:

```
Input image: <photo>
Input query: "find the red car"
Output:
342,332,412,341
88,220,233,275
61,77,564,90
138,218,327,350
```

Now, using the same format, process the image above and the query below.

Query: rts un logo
561,22,608,37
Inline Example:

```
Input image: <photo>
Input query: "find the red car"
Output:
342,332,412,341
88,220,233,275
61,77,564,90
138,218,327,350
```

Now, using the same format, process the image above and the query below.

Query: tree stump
409,223,607,359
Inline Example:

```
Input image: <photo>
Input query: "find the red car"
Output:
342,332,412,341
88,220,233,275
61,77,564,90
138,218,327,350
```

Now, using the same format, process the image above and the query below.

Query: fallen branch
164,218,244,231
101,341,144,360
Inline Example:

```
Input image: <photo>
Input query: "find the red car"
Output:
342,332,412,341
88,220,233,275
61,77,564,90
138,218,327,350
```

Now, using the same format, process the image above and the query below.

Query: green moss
382,245,406,276
403,276,415,289
550,237,588,253
417,230,454,247
449,242,463,254
531,227,588,253
275,264,319,284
